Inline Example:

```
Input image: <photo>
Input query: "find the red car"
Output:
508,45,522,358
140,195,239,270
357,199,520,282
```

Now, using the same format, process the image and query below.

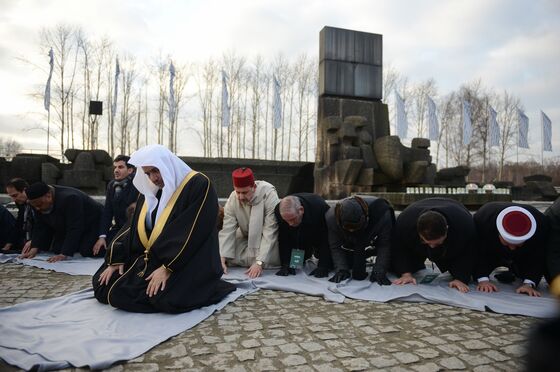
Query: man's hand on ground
516,284,541,297
19,247,38,259
449,279,470,293
47,254,68,263
2,243,13,252
245,263,263,278
393,273,416,285
476,280,498,293
220,257,228,274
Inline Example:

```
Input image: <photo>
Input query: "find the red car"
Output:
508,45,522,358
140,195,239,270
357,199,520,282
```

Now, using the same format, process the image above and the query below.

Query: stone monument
314,26,435,199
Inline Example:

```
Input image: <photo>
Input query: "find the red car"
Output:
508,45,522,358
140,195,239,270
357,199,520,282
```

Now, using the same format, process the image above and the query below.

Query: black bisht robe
93,172,236,313
325,196,395,277
545,197,560,282
274,193,332,270
473,202,549,285
391,198,476,284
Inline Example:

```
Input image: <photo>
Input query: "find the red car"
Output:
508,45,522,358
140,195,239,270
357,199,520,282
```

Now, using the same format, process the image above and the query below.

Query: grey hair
279,195,302,215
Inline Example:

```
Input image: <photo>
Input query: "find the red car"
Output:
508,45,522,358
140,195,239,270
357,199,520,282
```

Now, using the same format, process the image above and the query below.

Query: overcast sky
0,0,559,162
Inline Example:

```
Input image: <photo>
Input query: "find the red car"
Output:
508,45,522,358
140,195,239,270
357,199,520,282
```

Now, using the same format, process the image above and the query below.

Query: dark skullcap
25,182,50,200
336,196,368,232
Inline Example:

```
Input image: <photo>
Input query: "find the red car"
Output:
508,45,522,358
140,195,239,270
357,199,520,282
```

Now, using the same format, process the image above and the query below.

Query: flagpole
47,108,50,156
541,111,544,172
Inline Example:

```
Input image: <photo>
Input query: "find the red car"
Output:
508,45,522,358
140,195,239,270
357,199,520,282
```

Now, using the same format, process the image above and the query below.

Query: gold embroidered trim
107,255,140,307
136,171,199,271
166,173,211,269
108,227,130,264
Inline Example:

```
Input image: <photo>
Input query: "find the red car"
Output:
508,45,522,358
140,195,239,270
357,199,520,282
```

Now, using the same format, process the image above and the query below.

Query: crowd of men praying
1,144,559,315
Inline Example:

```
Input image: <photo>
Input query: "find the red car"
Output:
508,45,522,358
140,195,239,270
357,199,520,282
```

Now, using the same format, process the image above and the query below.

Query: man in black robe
21,182,103,262
544,197,560,283
0,204,16,250
3,178,34,252
473,202,549,297
325,196,395,284
93,144,235,313
392,198,475,293
274,193,333,277
92,154,139,255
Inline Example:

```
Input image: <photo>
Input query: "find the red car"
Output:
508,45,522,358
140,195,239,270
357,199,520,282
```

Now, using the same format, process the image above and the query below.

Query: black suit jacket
274,193,331,268
99,177,139,236
392,198,476,283
32,186,103,256
473,202,549,284
545,197,560,281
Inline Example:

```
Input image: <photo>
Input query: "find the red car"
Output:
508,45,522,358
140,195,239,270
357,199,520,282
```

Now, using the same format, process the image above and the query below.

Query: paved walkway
0,263,540,371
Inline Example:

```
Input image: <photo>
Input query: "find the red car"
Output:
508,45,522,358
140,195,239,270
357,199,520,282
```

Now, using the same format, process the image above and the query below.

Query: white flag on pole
168,61,176,123
488,105,500,147
395,91,408,139
272,74,282,129
462,100,472,145
112,57,120,119
43,48,54,111
427,95,439,140
517,109,529,149
542,110,552,152
221,70,230,127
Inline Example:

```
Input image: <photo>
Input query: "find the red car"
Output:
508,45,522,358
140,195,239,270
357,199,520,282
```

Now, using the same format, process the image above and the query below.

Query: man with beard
92,155,139,255
392,198,476,293
93,144,235,313
219,167,280,278
473,202,549,297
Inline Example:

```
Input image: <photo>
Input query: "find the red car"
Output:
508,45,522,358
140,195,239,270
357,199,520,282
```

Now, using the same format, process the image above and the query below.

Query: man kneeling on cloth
93,145,235,313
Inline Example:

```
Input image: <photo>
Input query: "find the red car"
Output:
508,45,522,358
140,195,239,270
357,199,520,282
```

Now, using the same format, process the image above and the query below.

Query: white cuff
99,235,107,239
477,277,490,283
523,279,535,288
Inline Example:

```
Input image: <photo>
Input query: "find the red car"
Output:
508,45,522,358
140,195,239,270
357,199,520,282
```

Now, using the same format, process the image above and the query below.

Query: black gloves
310,267,329,278
329,269,351,283
275,266,296,276
370,271,391,285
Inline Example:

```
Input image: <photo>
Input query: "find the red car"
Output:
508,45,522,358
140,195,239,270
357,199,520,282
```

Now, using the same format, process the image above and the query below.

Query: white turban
128,144,192,229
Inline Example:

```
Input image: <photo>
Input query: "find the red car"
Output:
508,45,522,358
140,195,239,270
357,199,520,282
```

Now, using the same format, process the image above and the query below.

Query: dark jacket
545,197,560,281
474,202,549,285
0,205,16,246
99,176,139,238
274,193,331,268
31,186,103,257
325,196,395,275
9,203,34,247
392,198,476,284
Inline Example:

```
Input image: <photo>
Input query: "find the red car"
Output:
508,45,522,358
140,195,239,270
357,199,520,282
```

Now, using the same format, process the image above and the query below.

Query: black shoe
309,267,329,278
275,266,296,276
329,270,351,283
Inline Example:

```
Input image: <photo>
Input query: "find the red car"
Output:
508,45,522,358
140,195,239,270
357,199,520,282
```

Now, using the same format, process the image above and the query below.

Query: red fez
496,206,536,245
232,167,255,188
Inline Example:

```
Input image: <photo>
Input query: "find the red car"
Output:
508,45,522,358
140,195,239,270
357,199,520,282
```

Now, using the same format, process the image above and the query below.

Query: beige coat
219,180,280,267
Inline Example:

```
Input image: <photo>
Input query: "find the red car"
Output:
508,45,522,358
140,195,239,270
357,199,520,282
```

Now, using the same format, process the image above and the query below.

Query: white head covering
128,144,192,228
496,206,536,245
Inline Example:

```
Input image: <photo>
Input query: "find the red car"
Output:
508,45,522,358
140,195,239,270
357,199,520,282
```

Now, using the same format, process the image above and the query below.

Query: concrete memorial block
524,174,552,183
411,138,430,149
360,145,376,168
340,145,361,160
344,115,367,128
338,123,357,141
404,161,429,184
41,163,61,185
373,136,404,181
358,129,372,144
423,164,437,185
92,150,113,166
334,159,363,185
324,116,343,131
435,166,470,186
10,154,59,184
356,168,374,186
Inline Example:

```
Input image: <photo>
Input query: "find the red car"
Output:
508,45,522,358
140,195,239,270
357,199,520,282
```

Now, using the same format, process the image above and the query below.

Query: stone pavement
0,263,541,371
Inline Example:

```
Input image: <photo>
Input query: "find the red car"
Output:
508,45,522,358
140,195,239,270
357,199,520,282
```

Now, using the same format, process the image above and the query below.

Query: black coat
392,198,476,283
274,193,331,269
325,196,395,275
545,197,560,281
10,203,34,247
0,205,16,246
31,186,103,257
99,177,139,237
93,172,235,313
474,202,549,284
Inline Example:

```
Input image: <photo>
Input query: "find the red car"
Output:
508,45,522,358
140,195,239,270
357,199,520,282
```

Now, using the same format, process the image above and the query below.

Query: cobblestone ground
0,263,541,372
